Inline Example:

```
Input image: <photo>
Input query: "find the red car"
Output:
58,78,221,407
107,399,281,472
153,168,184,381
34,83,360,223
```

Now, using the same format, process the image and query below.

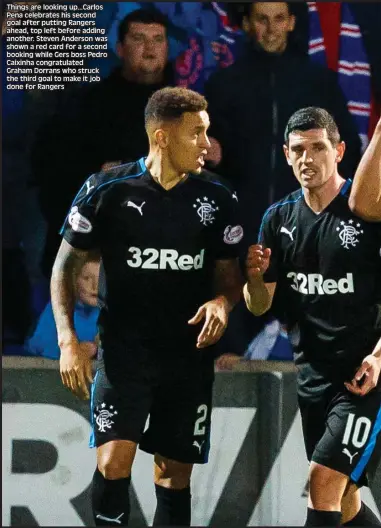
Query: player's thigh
90,363,152,452
312,389,381,487
141,371,214,465
298,393,330,462
308,461,349,509
341,482,361,524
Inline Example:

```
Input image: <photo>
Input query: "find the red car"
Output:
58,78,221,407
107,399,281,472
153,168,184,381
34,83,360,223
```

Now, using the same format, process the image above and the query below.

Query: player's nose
300,150,313,163
201,136,211,150
144,39,156,53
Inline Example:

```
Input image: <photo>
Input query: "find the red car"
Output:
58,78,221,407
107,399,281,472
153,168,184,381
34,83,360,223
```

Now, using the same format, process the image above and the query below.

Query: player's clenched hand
188,297,230,349
246,244,271,281
344,355,381,396
60,341,93,400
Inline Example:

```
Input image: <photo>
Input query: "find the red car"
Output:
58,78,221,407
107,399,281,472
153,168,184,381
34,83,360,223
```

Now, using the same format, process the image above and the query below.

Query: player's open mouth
198,157,205,166
302,170,316,176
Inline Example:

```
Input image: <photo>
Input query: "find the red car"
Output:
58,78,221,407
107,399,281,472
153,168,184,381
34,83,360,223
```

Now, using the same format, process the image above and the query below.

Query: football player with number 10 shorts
244,107,381,527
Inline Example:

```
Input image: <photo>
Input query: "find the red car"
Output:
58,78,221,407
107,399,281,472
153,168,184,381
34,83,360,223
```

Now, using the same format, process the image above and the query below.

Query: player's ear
283,144,292,165
288,14,296,33
154,128,169,149
335,141,346,163
242,15,250,34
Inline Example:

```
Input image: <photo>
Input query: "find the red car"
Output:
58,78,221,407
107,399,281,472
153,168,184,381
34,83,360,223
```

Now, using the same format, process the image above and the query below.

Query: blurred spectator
216,318,293,370
26,258,100,360
32,8,174,278
226,2,381,132
307,2,376,151
172,3,245,93
204,1,362,244
349,3,381,130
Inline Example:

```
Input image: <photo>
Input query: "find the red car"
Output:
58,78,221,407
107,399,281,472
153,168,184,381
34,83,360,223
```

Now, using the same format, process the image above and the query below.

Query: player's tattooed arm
349,117,381,222
51,239,98,399
51,239,91,345
213,258,243,312
244,244,276,316
188,258,243,348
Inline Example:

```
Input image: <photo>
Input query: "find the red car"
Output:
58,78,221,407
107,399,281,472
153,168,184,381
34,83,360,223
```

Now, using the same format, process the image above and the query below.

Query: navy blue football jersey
61,157,243,356
259,180,381,389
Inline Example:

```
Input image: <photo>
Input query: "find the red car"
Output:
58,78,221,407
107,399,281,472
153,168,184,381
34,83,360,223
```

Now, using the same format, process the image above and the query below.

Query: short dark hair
245,1,293,19
145,87,208,126
117,8,168,44
284,107,341,145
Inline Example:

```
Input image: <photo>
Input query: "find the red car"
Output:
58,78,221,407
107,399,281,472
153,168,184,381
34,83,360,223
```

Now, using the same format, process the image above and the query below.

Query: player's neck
303,173,346,214
146,154,187,191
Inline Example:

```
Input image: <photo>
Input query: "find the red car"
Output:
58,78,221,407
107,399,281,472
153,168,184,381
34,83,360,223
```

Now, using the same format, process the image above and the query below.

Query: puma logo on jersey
280,226,296,241
96,513,124,524
85,180,95,195
193,440,205,454
126,200,145,216
127,247,205,271
342,448,359,465
287,272,354,295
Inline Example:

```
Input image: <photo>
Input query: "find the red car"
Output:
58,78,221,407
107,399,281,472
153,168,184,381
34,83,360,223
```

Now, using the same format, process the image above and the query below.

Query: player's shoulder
87,160,146,193
262,189,303,224
189,169,237,199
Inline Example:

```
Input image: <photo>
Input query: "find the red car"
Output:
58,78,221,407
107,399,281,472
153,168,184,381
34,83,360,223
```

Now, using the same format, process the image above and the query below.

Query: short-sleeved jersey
259,180,381,391
61,158,243,365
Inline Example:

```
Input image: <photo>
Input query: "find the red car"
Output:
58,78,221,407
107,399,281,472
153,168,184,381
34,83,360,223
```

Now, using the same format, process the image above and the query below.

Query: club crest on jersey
336,219,363,249
93,403,118,433
193,197,219,226
68,206,92,233
223,225,244,244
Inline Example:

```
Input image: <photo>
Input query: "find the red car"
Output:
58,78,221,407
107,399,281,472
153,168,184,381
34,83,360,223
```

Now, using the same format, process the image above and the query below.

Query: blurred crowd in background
3,1,381,366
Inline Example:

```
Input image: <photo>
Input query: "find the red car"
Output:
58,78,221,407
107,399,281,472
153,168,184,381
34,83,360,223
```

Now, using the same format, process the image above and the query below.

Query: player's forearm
213,259,243,312
349,118,381,221
213,290,240,314
50,241,88,347
371,337,381,360
243,279,272,316
51,266,78,347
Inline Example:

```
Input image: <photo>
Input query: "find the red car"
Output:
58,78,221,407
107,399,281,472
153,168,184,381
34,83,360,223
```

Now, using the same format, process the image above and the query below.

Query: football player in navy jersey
244,107,381,527
51,87,243,526
349,117,381,222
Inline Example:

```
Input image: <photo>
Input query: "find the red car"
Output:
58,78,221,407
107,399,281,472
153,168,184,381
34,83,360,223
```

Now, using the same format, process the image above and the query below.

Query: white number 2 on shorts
193,404,208,436
342,413,372,449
